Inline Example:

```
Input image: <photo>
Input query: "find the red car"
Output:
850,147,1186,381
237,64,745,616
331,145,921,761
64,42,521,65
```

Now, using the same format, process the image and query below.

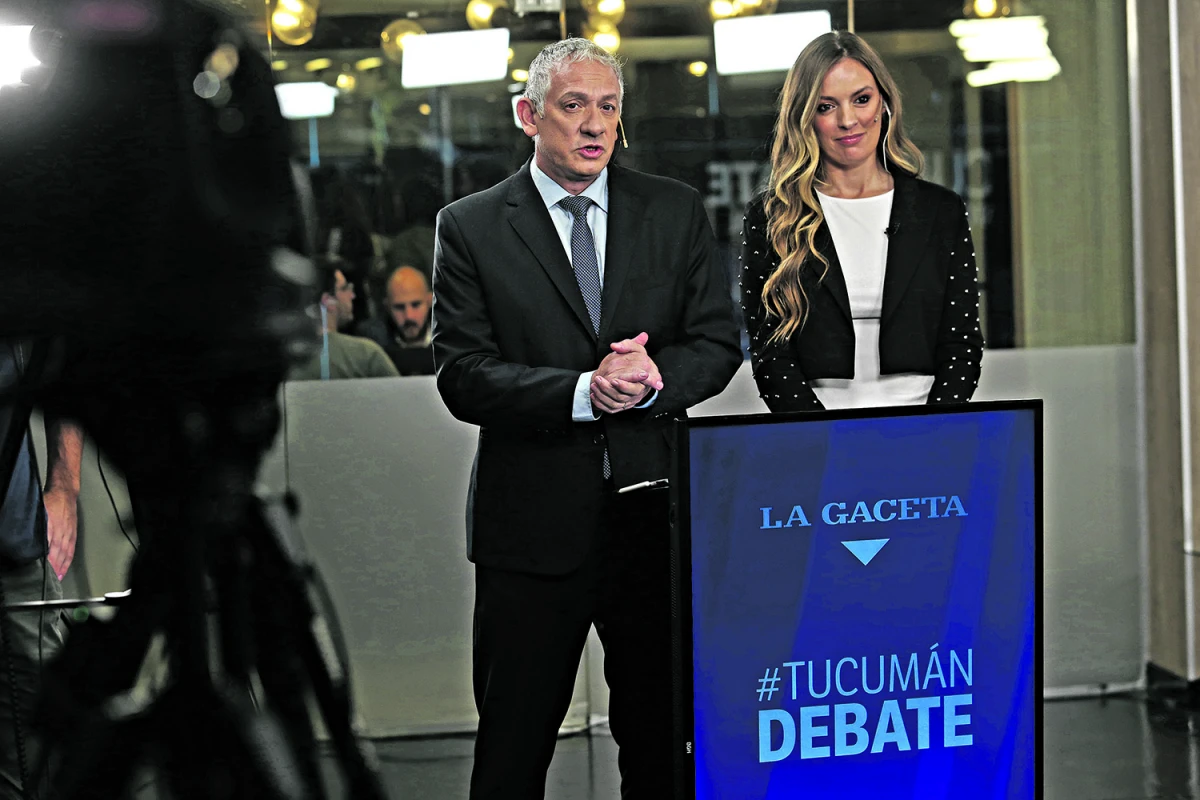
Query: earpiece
875,102,891,126
881,101,892,172
618,118,629,148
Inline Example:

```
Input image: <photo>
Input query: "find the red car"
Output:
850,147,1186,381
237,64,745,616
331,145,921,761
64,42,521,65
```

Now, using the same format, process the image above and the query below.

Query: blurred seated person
379,224,435,296
357,266,436,376
291,257,399,381
311,166,380,333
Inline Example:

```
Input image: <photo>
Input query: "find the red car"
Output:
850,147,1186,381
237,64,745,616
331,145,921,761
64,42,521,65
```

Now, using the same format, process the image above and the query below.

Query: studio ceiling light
733,0,779,16
583,0,625,25
275,81,338,119
584,20,620,53
973,0,998,17
950,15,1060,85
709,0,736,20
401,28,510,88
271,0,318,47
965,0,1014,18
381,19,426,64
713,10,831,75
0,25,38,87
965,56,1061,87
466,0,507,30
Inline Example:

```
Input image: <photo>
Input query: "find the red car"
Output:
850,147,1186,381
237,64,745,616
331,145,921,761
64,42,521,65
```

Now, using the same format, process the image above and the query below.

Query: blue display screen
684,407,1039,799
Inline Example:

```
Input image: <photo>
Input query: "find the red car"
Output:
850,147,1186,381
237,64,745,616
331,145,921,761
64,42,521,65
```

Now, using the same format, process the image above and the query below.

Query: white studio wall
66,344,1143,735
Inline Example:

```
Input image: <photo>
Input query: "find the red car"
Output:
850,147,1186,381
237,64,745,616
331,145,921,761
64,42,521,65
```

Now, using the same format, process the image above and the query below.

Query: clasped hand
590,331,664,415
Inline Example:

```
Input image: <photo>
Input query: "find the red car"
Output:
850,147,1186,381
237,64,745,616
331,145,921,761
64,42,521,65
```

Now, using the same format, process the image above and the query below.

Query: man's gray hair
522,38,625,117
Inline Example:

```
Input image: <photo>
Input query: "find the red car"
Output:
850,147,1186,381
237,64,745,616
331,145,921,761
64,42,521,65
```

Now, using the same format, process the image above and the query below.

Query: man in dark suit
432,37,742,800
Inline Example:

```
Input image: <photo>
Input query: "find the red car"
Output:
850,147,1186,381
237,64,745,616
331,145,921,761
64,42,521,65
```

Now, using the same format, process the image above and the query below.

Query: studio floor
310,695,1200,799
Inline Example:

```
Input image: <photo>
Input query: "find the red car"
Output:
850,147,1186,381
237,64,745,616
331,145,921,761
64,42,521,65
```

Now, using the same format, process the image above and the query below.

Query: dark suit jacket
740,171,983,413
432,162,742,575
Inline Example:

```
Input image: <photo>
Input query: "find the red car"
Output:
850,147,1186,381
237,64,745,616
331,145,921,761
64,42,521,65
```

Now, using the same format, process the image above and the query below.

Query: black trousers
468,488,672,800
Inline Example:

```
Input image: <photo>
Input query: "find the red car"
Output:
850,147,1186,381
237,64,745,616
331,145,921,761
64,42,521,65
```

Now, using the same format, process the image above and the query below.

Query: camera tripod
0,0,394,793
27,366,390,800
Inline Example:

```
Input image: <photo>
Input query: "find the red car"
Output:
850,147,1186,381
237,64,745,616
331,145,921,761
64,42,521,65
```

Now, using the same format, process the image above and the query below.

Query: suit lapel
815,222,853,326
598,165,647,340
880,172,936,325
506,163,597,340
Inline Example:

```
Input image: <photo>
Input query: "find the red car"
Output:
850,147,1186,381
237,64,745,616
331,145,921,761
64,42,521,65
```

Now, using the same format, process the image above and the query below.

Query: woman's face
811,57,886,172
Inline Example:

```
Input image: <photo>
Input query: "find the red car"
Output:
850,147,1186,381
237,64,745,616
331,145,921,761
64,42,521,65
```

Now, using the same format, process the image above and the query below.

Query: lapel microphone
884,222,901,237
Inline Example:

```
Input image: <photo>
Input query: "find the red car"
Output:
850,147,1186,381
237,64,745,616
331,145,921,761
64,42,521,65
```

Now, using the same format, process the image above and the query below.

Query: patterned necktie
558,194,611,478
558,195,603,335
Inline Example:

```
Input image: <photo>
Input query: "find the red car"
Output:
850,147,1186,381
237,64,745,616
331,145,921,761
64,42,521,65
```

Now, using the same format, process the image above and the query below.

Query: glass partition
261,0,1133,380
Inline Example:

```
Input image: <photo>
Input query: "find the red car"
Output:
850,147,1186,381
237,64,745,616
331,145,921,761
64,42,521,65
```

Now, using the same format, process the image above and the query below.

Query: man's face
388,272,432,343
333,269,355,326
518,60,621,192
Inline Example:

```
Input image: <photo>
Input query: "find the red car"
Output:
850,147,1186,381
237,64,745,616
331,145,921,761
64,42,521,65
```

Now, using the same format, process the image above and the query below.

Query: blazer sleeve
927,196,984,405
739,200,825,413
643,189,744,416
431,205,582,429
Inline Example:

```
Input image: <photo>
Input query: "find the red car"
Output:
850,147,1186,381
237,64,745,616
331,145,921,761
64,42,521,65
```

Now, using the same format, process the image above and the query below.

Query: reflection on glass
264,0,1132,350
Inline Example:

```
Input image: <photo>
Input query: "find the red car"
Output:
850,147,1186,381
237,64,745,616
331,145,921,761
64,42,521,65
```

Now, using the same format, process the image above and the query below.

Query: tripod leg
246,500,388,800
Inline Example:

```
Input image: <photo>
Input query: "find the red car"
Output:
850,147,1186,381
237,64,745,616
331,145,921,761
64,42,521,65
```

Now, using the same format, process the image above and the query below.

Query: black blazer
432,161,742,575
740,171,983,413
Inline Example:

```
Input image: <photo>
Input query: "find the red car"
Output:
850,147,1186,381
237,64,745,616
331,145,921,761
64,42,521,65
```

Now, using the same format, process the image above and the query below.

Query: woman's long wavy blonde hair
762,31,924,345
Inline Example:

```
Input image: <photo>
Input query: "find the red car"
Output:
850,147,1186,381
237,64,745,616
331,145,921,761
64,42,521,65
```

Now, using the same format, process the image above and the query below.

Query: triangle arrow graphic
842,538,890,565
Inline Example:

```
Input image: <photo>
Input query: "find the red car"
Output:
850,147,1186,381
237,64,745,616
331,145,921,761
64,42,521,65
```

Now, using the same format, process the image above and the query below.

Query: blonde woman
741,31,983,412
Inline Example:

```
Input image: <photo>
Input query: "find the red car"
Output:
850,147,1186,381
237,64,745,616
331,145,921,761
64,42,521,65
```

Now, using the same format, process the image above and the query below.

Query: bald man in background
358,265,436,376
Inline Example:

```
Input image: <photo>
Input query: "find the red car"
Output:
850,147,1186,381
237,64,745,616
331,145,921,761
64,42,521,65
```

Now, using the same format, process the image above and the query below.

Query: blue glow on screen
687,409,1037,799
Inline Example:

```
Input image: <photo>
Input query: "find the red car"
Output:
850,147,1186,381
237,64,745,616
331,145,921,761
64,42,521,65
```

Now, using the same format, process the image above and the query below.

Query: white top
811,189,935,409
